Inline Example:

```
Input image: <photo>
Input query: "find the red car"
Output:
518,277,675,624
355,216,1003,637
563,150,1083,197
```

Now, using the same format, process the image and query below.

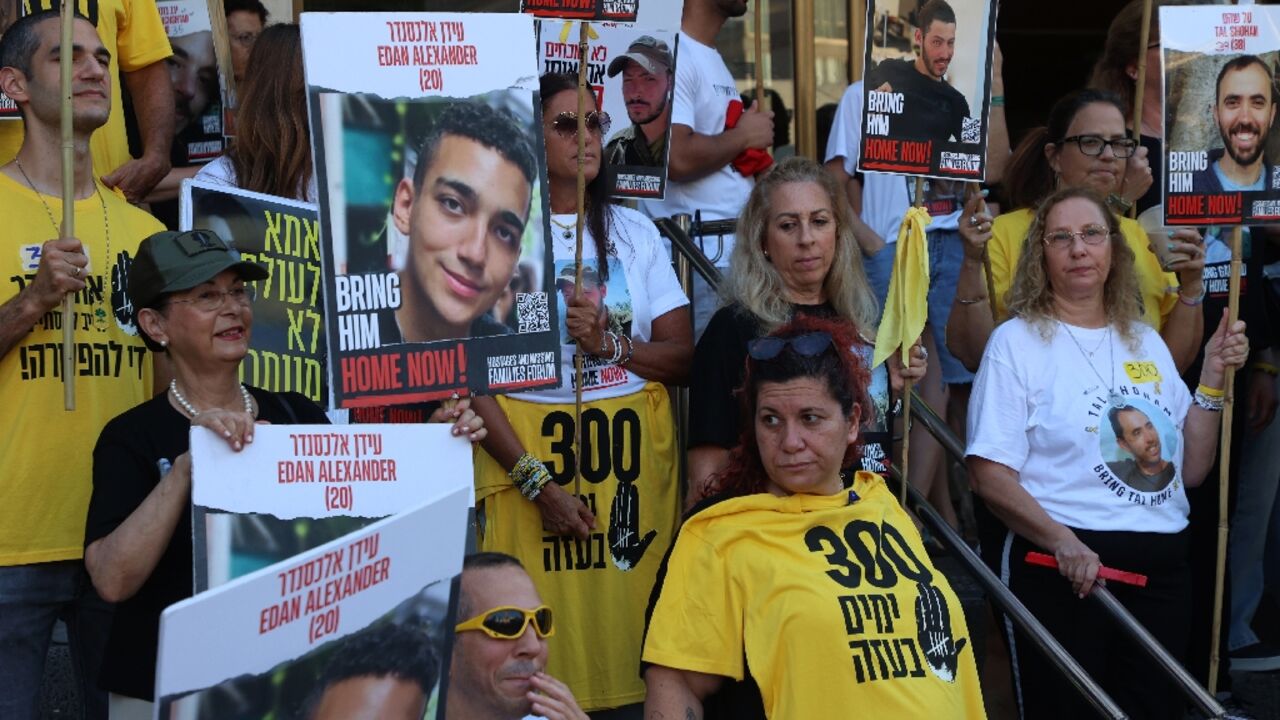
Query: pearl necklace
170,379,253,418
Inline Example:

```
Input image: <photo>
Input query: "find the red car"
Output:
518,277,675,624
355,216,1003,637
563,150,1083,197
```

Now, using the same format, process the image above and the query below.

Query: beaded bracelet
509,453,552,500
1178,285,1207,307
619,334,635,367
1197,383,1225,399
1193,389,1224,412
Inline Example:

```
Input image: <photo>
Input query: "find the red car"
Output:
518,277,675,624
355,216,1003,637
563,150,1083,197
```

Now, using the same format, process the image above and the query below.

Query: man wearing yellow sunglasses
448,552,587,720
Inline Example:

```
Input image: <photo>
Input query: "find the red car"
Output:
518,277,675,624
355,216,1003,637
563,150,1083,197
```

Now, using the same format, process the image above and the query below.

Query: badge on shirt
18,244,41,272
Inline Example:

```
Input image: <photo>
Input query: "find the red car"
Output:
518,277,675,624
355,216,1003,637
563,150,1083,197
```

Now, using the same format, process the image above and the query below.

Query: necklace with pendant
550,213,616,256
1060,321,1125,409
14,157,111,331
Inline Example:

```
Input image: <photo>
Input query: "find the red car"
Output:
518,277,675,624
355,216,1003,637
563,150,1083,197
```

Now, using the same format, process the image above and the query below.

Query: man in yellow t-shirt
0,12,162,718
0,0,173,202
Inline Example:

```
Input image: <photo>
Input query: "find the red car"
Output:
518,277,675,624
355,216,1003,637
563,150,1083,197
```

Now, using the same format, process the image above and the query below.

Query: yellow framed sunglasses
455,605,555,639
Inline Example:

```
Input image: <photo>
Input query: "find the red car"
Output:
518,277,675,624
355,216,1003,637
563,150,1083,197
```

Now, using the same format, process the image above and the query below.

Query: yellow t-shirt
644,472,987,720
988,208,1179,328
0,0,172,176
0,171,162,565
475,383,679,711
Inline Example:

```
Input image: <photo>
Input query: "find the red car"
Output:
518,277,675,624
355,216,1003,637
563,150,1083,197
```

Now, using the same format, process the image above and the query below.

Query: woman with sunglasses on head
945,89,1205,376
79,230,485,715
469,72,692,715
966,188,1248,719
645,315,986,719
686,156,926,510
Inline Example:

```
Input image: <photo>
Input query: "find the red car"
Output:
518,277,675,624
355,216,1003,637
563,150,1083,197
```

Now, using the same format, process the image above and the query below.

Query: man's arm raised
666,99,773,183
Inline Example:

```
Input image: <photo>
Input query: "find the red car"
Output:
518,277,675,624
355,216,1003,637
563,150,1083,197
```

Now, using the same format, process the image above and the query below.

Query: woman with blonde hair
686,156,924,507
966,187,1248,718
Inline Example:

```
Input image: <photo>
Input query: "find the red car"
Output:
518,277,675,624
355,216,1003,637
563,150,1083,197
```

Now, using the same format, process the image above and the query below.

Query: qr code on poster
961,117,981,144
516,292,551,333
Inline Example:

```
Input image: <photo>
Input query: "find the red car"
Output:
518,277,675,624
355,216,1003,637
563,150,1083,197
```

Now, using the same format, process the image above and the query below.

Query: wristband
1178,284,1207,306
1197,383,1225,399
1107,192,1133,215
1254,362,1279,376
1193,389,1225,412
990,95,1005,107
510,453,552,500
956,295,988,305
619,334,635,367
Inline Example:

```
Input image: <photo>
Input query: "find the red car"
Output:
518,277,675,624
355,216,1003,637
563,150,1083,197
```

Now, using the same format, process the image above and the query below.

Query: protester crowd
1,0,1278,719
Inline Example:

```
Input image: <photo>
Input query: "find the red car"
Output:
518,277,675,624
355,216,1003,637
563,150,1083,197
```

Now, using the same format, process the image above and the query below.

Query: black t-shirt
865,58,971,142
688,303,893,473
1138,135,1162,215
84,386,329,700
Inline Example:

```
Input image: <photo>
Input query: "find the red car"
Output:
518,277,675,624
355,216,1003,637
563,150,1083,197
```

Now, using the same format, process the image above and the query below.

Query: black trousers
1001,527,1191,720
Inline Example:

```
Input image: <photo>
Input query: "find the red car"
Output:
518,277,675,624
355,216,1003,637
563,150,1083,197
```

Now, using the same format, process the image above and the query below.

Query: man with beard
447,553,587,720
865,0,970,142
605,35,672,168
1106,405,1177,493
1192,55,1277,193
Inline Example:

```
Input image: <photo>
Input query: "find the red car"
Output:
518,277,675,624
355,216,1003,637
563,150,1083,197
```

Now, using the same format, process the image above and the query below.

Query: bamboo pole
964,182,998,323
754,0,764,107
1207,225,1244,694
60,0,75,411
572,21,589,500
1122,0,1154,219
900,176,925,504
206,0,236,111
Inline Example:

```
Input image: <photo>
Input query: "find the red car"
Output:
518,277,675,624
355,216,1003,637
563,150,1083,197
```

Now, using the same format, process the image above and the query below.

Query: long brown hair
706,315,871,499
229,23,311,200
1006,187,1144,350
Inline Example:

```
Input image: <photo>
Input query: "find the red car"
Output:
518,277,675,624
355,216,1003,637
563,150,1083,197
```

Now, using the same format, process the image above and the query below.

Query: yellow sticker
1124,361,1161,384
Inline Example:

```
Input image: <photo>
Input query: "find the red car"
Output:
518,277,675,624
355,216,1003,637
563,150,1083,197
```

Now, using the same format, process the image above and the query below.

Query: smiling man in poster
1190,55,1277,194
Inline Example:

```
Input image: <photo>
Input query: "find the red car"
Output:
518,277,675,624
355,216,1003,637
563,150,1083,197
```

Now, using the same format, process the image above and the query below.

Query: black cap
128,229,269,310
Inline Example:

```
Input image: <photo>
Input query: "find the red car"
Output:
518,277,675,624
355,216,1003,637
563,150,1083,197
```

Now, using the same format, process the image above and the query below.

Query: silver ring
73,265,82,277
919,346,929,360
969,214,979,227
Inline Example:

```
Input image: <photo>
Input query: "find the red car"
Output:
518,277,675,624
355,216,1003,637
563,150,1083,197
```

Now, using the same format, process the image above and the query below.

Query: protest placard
1161,5,1280,225
191,423,472,590
303,12,562,408
858,0,998,180
0,0,22,120
155,489,468,719
157,0,226,163
537,20,679,199
180,181,327,404
523,0,639,23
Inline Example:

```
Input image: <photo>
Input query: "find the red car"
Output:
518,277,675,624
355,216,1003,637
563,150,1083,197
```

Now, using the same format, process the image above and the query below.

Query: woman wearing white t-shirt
966,187,1248,719
469,73,692,713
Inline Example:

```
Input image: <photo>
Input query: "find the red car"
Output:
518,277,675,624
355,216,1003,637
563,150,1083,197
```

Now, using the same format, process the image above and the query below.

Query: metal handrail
654,215,722,288
908,392,1226,719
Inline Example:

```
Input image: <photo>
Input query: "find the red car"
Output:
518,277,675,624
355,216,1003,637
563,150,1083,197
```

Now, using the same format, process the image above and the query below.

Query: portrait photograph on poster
1161,5,1280,226
180,181,326,404
303,12,561,408
537,21,679,200
859,0,998,180
158,0,226,164
155,494,468,720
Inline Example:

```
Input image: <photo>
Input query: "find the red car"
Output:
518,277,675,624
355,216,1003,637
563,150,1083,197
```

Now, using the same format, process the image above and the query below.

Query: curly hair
413,100,537,190
707,315,872,499
722,157,879,334
1006,187,1144,350
228,24,312,200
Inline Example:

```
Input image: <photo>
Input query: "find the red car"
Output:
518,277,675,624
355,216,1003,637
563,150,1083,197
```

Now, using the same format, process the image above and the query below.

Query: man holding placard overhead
0,10,163,718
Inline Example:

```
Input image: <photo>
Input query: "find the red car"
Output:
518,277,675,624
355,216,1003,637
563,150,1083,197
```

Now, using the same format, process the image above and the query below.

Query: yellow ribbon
872,206,932,369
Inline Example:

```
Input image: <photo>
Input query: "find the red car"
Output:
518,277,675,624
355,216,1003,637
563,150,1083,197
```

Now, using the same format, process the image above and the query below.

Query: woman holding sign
966,188,1248,718
644,316,985,719
946,89,1206,374
470,72,692,713
80,230,485,712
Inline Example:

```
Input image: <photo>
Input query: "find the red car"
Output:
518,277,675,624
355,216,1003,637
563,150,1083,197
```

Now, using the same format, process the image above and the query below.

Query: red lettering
341,355,404,392
865,139,899,160
1167,195,1205,217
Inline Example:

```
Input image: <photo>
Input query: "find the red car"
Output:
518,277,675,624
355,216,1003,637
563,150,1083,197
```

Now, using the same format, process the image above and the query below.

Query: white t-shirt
194,155,320,204
518,206,688,404
639,32,752,266
966,317,1192,533
825,81,960,241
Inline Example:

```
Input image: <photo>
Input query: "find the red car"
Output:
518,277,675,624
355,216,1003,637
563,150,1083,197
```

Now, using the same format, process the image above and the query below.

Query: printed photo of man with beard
1192,54,1278,193
605,35,673,169
1105,404,1177,493
865,0,971,142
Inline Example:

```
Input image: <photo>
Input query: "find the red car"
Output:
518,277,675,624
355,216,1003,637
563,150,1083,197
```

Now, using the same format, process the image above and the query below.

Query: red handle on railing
1025,552,1148,588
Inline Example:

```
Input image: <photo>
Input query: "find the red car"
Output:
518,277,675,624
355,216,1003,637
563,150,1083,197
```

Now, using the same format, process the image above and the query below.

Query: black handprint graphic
914,581,967,683
608,479,656,570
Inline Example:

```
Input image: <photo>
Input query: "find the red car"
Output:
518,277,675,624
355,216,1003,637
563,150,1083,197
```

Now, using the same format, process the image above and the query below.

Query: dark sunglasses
550,110,612,139
455,605,555,640
747,331,835,361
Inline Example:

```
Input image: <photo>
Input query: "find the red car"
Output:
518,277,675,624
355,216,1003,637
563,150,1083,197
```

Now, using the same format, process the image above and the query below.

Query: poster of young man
154,491,468,719
157,0,226,164
1161,5,1280,226
302,12,561,408
180,180,326,405
0,0,19,119
537,21,679,199
189,423,472,591
859,0,998,180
